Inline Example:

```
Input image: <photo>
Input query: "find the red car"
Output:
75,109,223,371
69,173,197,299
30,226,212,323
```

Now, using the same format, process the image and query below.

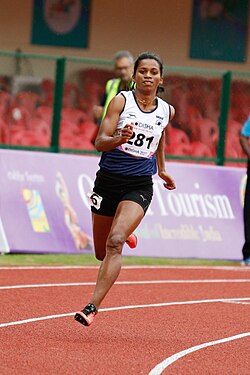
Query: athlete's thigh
110,200,144,240
92,213,114,260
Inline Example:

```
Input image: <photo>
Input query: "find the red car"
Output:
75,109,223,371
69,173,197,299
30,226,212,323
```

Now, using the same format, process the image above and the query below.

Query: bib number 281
127,132,154,149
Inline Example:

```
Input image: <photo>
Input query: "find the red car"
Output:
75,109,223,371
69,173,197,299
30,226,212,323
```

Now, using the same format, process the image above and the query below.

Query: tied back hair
133,52,165,94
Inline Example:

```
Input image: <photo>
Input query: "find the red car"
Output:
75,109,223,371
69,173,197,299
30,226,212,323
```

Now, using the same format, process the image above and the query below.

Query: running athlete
74,52,176,327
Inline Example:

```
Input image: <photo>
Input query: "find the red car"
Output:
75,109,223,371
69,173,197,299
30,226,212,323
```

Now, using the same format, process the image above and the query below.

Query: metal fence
0,50,249,166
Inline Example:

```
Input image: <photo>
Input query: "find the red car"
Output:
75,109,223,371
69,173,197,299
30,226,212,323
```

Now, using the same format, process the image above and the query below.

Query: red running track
0,265,250,374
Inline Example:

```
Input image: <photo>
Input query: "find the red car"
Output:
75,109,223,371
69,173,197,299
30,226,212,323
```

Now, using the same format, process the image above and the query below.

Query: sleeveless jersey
99,91,171,176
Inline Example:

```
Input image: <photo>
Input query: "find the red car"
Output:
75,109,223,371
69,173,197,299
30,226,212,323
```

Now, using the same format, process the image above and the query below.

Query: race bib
87,191,103,210
118,121,161,158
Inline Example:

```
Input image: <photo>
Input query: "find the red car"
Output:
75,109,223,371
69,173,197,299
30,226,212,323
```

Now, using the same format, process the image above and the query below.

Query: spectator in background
239,115,250,266
93,50,134,122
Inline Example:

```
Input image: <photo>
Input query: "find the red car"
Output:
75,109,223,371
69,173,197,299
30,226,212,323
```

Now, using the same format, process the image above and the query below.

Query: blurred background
0,0,249,166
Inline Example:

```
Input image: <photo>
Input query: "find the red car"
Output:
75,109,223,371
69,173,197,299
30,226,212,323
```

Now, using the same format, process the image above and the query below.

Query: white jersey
99,90,171,176
116,91,170,158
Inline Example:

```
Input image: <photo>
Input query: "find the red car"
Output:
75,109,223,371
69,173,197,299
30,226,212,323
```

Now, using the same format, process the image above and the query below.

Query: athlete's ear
132,74,135,82
160,78,163,85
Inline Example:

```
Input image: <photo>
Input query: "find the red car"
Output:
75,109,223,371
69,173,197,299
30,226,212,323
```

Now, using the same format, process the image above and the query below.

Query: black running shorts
89,169,153,216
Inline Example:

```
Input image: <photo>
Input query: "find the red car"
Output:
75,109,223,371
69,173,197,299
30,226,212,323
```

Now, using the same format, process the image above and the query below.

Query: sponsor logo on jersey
134,122,154,131
155,115,163,126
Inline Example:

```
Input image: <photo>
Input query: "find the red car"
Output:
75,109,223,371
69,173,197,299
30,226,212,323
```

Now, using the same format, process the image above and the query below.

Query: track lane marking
1,279,250,290
0,297,250,328
223,300,250,305
148,332,250,374
0,265,248,271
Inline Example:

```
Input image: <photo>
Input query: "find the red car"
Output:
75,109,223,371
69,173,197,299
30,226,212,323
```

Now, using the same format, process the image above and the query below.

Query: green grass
0,253,240,267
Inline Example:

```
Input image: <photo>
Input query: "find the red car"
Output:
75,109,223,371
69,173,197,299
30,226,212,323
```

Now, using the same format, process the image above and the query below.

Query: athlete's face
114,57,133,83
133,59,163,91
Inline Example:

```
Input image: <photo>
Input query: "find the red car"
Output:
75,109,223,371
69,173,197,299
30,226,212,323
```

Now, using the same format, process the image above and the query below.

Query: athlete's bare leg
90,200,144,309
92,214,113,261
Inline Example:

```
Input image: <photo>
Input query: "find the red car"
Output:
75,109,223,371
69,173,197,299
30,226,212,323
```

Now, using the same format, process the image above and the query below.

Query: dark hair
133,52,164,93
133,52,163,76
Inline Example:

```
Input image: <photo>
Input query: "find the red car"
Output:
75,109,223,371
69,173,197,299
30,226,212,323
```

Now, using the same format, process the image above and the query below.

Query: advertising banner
0,149,246,260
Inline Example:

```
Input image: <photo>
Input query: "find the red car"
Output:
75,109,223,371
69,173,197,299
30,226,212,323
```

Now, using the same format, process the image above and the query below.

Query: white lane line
0,313,73,328
148,332,250,374
0,297,250,328
223,301,250,305
1,279,250,290
0,282,97,290
0,265,248,271
0,266,100,270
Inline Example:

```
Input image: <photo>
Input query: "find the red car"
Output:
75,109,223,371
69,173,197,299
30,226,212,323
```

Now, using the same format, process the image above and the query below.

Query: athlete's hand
121,123,134,143
159,171,176,190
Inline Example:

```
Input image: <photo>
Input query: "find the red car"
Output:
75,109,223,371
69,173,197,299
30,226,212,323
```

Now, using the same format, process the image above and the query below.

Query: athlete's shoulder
157,96,170,112
111,92,126,105
157,97,174,122
157,96,169,106
119,90,133,98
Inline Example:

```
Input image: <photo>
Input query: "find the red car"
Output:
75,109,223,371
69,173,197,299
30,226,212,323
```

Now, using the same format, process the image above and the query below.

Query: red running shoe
74,303,97,327
125,233,137,249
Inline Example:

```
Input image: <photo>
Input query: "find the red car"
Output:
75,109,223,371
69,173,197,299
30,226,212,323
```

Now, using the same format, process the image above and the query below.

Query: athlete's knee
106,232,125,255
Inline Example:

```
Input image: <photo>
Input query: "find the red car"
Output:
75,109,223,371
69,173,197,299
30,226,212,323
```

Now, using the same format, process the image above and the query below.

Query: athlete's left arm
156,105,176,190
169,105,175,122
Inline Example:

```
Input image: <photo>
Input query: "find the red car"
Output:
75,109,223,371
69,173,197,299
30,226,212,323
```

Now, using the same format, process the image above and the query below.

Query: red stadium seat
10,129,49,147
79,121,98,142
0,118,9,144
167,127,190,145
60,119,80,136
29,118,51,138
225,132,245,158
165,142,191,156
226,119,242,137
74,139,95,151
34,105,52,125
190,118,219,156
165,127,191,155
12,91,40,114
59,134,95,150
190,141,213,157
61,107,88,124
0,91,11,122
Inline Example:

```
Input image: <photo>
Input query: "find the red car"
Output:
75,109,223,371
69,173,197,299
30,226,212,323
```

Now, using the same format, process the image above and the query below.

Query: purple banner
0,150,97,255
0,150,246,260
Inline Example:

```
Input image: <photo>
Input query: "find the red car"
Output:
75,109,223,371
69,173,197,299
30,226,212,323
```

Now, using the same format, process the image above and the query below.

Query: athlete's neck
134,91,156,107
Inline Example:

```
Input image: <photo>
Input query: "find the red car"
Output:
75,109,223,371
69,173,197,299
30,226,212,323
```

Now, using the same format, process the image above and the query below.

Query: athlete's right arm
95,94,134,152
